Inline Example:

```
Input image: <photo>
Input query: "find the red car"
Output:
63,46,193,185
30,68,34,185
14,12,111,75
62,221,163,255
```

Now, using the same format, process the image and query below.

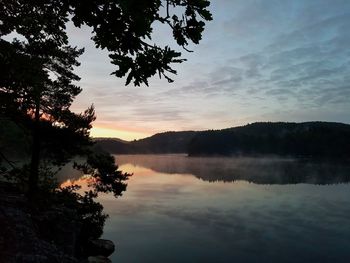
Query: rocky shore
0,182,115,263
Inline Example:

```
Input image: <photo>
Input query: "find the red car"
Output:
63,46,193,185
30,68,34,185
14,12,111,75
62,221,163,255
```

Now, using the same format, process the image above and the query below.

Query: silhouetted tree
0,35,95,194
1,0,212,85
0,0,212,193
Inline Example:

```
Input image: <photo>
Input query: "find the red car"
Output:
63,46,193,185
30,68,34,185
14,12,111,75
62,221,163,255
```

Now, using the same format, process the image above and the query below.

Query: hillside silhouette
95,122,350,158
94,131,196,154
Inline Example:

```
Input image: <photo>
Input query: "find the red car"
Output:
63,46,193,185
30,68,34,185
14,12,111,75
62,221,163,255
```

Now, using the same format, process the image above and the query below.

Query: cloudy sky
68,0,350,140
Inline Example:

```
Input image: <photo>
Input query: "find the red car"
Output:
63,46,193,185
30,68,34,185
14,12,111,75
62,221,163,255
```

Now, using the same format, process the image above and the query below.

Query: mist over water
60,154,350,262
115,154,350,185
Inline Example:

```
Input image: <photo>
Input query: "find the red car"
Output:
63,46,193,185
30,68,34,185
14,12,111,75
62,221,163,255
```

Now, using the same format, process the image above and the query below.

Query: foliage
55,186,108,242
0,0,211,250
0,3,211,261
0,0,212,193
52,153,132,256
27,184,108,257
74,152,131,198
0,1,96,192
187,122,350,157
1,0,212,86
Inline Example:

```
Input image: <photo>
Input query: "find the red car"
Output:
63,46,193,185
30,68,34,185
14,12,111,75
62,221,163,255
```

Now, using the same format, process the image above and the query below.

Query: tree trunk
28,100,40,196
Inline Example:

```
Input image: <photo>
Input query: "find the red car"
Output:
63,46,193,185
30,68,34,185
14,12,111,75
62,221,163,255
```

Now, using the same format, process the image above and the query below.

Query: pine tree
0,0,212,193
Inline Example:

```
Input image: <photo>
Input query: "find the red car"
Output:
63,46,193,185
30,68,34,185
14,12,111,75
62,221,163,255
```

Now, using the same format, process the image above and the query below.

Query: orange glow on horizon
60,176,94,191
90,126,151,141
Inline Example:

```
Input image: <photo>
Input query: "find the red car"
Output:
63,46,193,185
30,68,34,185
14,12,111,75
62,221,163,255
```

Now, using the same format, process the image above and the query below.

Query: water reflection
99,155,350,263
115,154,350,185
59,155,350,262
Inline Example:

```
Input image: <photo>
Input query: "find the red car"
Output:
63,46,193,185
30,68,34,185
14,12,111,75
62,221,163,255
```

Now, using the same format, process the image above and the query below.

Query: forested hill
94,122,350,157
188,122,350,157
94,131,196,154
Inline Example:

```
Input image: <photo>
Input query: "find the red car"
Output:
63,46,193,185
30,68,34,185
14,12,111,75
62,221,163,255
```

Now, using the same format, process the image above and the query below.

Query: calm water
62,154,350,262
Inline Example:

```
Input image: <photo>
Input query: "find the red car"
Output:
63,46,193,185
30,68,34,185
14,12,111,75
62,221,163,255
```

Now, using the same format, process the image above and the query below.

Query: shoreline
0,181,114,263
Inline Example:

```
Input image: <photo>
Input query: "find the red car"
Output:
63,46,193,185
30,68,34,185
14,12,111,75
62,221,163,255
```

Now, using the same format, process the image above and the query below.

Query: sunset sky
68,0,350,140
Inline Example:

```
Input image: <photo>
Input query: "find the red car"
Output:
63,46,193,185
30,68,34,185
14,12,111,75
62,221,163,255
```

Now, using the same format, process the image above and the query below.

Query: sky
67,0,350,140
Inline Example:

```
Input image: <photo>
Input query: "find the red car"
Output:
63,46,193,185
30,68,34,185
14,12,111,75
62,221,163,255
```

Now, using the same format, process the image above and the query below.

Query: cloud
68,0,350,139
196,11,350,111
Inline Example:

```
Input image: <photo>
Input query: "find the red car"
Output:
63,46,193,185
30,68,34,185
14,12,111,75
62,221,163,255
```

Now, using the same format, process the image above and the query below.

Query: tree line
188,122,350,157
93,122,350,158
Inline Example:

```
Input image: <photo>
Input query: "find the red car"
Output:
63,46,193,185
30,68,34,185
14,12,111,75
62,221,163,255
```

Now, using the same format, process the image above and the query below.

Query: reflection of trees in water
116,155,350,185
59,153,131,197
56,153,131,258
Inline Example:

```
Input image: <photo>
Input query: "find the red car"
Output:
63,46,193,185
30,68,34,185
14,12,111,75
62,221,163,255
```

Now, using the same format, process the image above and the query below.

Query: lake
61,154,350,263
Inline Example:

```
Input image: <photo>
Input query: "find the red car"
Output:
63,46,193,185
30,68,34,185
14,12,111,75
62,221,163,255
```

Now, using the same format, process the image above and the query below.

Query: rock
87,255,112,263
88,239,115,257
34,206,79,256
0,182,79,263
